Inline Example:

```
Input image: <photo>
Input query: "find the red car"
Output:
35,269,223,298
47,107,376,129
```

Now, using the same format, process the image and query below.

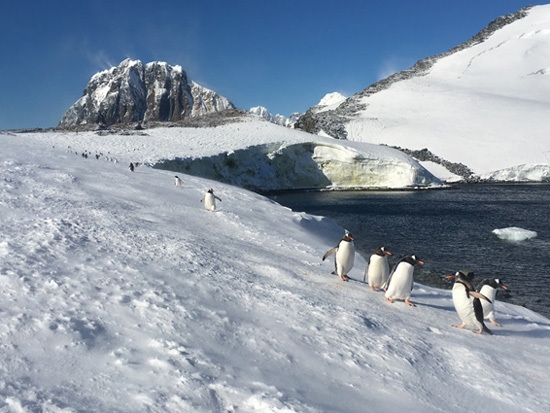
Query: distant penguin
201,188,222,211
446,271,493,335
129,162,135,172
384,255,423,306
477,278,509,326
364,247,392,291
322,230,355,281
174,176,183,187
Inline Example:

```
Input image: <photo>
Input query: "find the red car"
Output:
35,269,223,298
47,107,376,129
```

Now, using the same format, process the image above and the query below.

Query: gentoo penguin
322,230,355,281
201,188,222,211
446,271,493,335
364,247,392,291
174,176,183,187
476,278,509,326
384,255,423,306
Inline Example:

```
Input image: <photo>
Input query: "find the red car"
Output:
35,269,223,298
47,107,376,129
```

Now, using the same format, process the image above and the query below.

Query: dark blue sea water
270,184,550,319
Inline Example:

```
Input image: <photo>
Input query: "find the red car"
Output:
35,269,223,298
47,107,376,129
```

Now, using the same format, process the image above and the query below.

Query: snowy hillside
1,129,549,412
302,6,550,182
18,118,442,191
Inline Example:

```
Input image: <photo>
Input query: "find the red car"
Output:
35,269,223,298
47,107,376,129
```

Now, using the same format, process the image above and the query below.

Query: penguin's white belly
452,285,482,328
385,263,413,300
335,242,354,276
367,255,389,288
479,285,496,320
204,193,216,211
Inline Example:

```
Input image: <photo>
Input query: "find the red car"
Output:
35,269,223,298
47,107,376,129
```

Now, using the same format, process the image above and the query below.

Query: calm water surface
270,184,550,319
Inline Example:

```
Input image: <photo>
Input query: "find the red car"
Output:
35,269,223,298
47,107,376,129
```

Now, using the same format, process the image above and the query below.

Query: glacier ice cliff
153,141,442,192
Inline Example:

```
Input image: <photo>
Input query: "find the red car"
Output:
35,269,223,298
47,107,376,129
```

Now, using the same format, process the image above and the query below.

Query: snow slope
1,129,549,412
339,5,550,180
19,118,442,191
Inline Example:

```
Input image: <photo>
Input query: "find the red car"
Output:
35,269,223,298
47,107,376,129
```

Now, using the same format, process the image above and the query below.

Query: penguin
200,188,222,211
446,271,493,335
476,278,509,326
384,255,423,306
174,176,183,187
322,230,355,281
364,247,392,291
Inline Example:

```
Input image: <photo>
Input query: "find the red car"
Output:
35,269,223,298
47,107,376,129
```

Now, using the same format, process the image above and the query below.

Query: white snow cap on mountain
318,91,347,107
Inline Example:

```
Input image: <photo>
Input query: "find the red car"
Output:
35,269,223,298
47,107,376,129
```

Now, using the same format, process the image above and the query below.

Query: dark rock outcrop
59,59,235,128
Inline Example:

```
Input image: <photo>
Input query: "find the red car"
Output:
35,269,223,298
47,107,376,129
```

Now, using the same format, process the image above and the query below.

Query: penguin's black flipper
322,247,338,261
470,291,492,303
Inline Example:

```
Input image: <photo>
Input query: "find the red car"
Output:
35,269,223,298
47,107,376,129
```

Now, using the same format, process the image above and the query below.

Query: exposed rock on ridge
295,7,531,139
59,59,235,128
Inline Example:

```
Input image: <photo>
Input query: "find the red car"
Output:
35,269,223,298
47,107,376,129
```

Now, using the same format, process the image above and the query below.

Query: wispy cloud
85,49,116,71
377,56,413,80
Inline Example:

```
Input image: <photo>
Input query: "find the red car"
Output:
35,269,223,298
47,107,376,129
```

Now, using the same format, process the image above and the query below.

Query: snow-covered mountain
296,6,550,182
1,127,549,412
59,59,235,128
249,92,347,128
311,91,347,114
249,105,301,128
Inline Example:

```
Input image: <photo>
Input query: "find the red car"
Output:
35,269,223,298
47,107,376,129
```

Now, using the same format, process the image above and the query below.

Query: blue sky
0,0,546,130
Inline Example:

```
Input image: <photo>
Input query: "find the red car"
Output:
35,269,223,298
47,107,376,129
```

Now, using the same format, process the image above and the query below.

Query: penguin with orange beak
384,255,424,306
446,271,493,335
476,278,509,326
364,246,392,291
323,230,355,281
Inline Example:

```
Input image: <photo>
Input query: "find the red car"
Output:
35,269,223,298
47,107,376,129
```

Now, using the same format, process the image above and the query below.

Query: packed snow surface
492,227,538,242
14,119,442,191
1,127,549,412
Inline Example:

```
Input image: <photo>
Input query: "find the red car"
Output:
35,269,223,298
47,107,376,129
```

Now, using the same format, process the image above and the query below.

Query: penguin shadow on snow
485,316,550,339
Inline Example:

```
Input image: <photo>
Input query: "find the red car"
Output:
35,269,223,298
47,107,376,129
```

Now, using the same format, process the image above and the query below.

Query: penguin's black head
409,255,424,265
343,230,354,241
377,246,392,256
446,271,475,290
495,279,509,291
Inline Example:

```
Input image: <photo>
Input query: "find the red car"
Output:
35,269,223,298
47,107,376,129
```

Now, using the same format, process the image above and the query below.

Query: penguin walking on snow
476,278,509,326
174,176,183,187
201,188,222,211
384,255,423,306
364,247,392,291
446,271,493,335
322,230,355,281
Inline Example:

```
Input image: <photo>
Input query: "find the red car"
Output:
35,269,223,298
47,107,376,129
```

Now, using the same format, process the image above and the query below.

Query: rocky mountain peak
59,59,235,128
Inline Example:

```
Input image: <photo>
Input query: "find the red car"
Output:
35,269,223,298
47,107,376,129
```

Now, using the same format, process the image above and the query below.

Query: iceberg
492,227,538,242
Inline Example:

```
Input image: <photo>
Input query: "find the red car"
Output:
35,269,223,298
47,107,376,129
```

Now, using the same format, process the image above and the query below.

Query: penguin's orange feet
370,286,376,291
405,299,416,307
385,297,394,304
490,320,501,327
473,329,483,334
340,274,349,281
452,323,466,329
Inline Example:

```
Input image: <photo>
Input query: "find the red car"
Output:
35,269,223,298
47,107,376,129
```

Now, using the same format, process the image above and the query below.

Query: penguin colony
323,230,510,335
171,171,509,336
